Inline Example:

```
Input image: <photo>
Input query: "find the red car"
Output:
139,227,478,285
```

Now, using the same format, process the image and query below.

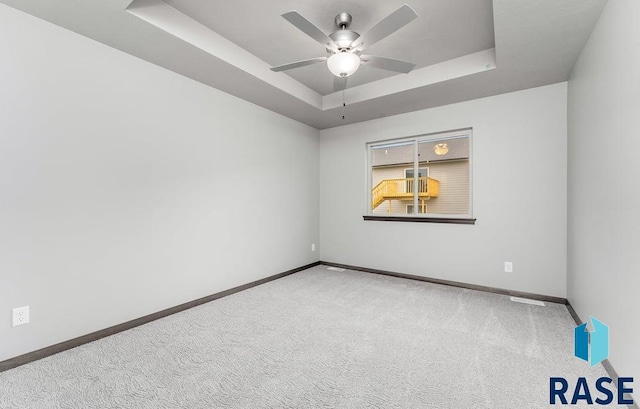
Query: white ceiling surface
0,0,607,130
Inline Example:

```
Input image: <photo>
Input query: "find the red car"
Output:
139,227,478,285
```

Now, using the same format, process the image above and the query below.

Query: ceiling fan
270,4,418,91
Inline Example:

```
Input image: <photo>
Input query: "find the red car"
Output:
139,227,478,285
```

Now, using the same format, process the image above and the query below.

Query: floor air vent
327,267,345,272
510,296,545,307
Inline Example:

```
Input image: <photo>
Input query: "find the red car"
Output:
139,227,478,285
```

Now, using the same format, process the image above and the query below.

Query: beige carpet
0,265,627,408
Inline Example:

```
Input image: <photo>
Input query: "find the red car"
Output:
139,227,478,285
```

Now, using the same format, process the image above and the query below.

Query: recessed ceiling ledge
322,48,496,111
126,0,323,110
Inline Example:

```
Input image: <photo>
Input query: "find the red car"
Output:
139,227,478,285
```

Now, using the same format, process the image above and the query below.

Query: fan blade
282,11,338,51
351,4,417,50
334,76,348,92
360,55,416,74
271,57,327,72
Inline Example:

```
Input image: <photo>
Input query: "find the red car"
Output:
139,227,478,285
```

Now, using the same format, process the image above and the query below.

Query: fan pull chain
342,76,347,120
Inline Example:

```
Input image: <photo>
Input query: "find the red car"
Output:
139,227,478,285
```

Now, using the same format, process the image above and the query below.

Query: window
367,129,473,223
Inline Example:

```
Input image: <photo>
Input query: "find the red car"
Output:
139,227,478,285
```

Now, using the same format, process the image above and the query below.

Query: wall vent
510,296,545,307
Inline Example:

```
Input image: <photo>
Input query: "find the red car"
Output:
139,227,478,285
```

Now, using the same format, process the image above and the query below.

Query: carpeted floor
0,265,627,408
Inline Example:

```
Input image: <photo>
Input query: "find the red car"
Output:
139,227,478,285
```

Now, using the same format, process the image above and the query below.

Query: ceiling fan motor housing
330,13,359,50
329,29,359,50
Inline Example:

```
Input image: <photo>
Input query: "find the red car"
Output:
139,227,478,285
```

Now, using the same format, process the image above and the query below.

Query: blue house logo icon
574,316,609,367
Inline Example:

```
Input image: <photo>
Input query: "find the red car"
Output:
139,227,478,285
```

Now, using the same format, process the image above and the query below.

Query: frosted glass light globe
327,52,361,77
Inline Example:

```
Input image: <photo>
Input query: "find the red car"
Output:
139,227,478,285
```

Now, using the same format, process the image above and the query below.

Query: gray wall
567,0,639,384
0,5,319,361
320,83,568,297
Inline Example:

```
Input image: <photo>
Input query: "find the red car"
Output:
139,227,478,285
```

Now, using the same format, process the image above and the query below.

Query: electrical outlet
12,306,29,327
311,243,316,252
505,262,513,273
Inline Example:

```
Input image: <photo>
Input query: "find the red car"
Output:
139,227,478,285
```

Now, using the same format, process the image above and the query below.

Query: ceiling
164,0,496,95
0,0,608,130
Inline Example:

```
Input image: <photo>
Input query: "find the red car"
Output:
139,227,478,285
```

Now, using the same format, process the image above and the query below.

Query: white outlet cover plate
12,306,30,326
504,262,513,273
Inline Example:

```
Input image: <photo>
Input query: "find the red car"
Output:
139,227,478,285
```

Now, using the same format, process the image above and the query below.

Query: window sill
363,215,476,225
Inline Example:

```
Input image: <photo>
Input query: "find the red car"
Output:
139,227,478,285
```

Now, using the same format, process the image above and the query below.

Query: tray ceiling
0,0,608,129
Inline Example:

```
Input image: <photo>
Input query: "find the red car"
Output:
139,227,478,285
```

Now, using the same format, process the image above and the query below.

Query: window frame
365,128,475,224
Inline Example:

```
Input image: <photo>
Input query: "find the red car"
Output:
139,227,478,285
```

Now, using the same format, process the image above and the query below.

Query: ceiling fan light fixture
434,143,449,155
327,52,361,77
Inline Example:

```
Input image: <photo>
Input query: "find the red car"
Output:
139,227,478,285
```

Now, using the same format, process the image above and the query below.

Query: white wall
320,83,568,297
567,0,639,384
0,4,319,361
